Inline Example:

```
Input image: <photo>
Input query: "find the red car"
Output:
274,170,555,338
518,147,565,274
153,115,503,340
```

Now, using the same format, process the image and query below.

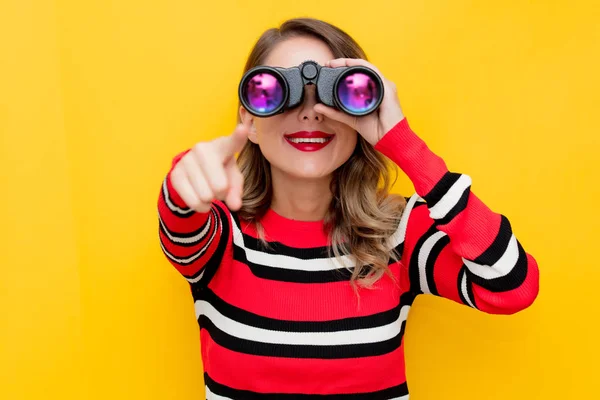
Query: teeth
288,137,331,143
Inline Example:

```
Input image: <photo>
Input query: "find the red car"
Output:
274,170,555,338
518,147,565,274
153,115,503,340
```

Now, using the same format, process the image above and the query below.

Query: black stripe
159,209,215,247
414,199,427,209
457,267,477,309
422,172,462,208
231,213,332,260
198,316,403,359
190,204,231,284
233,244,408,284
468,239,528,293
230,212,354,283
390,241,404,264
204,373,409,399
400,291,418,307
196,287,402,332
465,268,477,309
242,233,331,259
435,186,470,226
232,244,355,283
473,215,513,266
404,195,428,209
425,234,451,296
408,224,439,295
232,211,411,262
457,268,469,306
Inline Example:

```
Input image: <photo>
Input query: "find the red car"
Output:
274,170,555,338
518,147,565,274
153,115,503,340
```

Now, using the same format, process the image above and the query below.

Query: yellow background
1,0,598,398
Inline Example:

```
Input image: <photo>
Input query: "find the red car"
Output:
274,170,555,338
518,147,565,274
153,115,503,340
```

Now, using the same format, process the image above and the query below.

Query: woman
158,17,539,399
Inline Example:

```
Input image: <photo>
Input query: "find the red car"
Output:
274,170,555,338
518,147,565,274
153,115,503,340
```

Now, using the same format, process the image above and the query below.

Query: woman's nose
299,85,324,122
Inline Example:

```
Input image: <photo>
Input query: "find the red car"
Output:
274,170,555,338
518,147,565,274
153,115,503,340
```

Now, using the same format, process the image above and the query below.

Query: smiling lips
284,131,335,152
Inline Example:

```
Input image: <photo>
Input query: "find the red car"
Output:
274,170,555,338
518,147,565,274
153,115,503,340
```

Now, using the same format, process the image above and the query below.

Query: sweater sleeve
157,150,232,286
375,118,539,315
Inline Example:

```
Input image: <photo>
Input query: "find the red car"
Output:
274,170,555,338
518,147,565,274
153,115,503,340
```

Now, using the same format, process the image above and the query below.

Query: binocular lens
336,72,380,114
242,72,285,114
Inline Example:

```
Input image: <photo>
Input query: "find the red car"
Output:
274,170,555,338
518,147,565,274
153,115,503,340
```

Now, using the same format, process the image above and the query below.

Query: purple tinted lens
337,72,379,113
243,72,284,113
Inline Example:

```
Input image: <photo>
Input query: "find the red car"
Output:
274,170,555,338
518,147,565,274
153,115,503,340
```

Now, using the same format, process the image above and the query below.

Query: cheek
253,116,286,144
335,129,358,159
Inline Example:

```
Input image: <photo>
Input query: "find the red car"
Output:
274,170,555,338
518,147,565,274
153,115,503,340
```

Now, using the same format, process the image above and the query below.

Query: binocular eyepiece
239,60,384,118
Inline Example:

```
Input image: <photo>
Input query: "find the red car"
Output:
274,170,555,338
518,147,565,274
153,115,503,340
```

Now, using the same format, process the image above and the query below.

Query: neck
270,169,333,222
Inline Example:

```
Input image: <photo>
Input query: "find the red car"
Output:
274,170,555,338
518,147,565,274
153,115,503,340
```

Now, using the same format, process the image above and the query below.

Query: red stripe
241,214,330,249
439,193,502,260
208,259,403,321
200,329,407,394
432,246,465,304
402,204,434,259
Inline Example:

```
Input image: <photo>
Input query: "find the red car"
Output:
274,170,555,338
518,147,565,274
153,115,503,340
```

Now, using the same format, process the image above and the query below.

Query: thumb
314,104,357,130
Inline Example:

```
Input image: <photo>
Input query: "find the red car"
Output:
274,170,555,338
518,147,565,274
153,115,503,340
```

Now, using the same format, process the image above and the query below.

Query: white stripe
205,385,231,400
159,212,213,245
417,230,447,294
162,178,194,215
159,212,220,267
186,268,206,284
461,272,476,309
387,194,424,250
195,300,410,346
231,217,354,271
390,395,410,400
463,234,519,280
428,174,472,220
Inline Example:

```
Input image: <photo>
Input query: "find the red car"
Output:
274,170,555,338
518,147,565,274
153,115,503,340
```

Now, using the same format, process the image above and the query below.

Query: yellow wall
0,1,83,399
1,0,598,399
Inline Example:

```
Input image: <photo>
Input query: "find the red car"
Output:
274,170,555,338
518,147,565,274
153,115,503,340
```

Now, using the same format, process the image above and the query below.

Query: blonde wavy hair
236,18,407,289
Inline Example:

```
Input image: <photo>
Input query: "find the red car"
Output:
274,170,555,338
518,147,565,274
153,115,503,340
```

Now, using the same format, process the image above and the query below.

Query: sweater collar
260,207,327,233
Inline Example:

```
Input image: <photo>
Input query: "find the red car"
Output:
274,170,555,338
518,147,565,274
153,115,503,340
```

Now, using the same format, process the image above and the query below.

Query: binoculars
239,60,384,118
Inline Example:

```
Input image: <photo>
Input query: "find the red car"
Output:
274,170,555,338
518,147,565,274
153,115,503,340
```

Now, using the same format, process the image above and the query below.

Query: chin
284,165,333,180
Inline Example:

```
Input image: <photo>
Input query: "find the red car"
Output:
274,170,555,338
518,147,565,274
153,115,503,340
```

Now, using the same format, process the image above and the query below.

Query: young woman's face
240,36,358,180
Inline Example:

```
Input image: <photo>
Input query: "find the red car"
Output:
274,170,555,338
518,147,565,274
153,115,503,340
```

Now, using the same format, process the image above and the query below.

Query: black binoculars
239,60,384,118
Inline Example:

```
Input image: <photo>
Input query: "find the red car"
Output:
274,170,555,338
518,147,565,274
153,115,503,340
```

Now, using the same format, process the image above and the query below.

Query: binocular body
239,60,384,118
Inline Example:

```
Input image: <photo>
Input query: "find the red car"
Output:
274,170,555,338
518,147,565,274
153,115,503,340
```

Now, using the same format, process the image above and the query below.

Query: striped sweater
157,118,540,399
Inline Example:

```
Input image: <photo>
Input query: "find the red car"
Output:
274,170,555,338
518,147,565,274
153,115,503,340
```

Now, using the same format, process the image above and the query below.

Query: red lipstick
284,131,335,152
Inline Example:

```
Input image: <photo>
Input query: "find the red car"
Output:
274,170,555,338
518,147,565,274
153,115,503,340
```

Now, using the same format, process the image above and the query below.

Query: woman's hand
170,121,250,213
314,58,405,146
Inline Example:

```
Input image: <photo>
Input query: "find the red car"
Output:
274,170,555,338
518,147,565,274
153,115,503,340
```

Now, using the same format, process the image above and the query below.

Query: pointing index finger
218,121,251,159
